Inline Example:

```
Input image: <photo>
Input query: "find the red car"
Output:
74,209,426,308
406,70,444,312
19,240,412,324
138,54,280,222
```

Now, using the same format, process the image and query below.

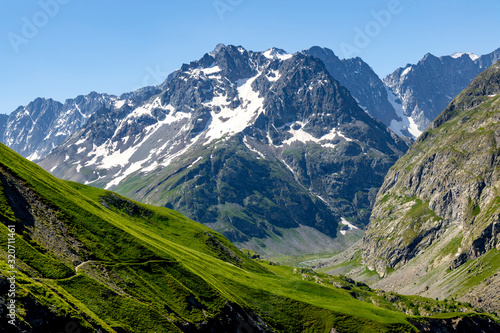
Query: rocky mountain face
362,61,500,313
385,48,500,135
39,45,409,256
303,47,417,138
1,87,162,160
5,46,499,162
0,46,419,169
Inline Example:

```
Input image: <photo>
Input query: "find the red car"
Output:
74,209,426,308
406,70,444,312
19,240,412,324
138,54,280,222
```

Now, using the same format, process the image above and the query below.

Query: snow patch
340,217,359,236
408,117,422,138
114,100,126,109
187,156,203,169
27,151,40,161
141,138,199,174
75,137,86,145
126,97,170,119
190,64,222,77
401,66,412,77
87,142,140,170
277,53,293,61
243,136,265,159
267,69,281,82
451,52,479,61
201,65,221,75
263,48,293,61
104,161,143,189
386,86,422,138
283,121,352,147
92,105,192,172
315,194,328,204
203,74,265,144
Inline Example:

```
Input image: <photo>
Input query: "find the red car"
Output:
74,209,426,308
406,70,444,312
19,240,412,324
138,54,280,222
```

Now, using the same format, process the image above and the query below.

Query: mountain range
3,46,499,161
3,46,498,164
36,45,409,256
0,88,162,160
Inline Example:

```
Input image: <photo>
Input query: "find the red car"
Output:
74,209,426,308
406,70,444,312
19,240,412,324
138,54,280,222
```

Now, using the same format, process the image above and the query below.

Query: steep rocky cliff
362,61,500,313
302,47,406,134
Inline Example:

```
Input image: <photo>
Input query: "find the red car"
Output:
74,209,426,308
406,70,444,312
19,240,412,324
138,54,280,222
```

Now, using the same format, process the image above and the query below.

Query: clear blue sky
1,0,499,114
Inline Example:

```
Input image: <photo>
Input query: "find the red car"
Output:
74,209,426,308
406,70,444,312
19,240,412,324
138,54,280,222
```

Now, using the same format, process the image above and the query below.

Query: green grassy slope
0,143,496,332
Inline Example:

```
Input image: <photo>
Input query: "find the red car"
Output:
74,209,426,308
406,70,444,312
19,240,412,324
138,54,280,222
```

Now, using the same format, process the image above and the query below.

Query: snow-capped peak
262,48,293,61
451,52,479,61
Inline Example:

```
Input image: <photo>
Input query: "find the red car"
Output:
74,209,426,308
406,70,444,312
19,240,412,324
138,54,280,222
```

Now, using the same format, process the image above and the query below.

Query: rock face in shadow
304,46,401,129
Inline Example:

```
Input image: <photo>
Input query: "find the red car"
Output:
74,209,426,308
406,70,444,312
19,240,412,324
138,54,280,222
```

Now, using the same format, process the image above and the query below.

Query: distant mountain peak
420,52,438,62
262,47,292,61
209,43,227,56
305,46,337,58
302,46,412,136
451,52,479,61
384,47,500,135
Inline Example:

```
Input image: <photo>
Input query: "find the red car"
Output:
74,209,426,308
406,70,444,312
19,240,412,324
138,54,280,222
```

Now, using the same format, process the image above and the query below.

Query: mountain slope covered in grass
1,143,498,332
